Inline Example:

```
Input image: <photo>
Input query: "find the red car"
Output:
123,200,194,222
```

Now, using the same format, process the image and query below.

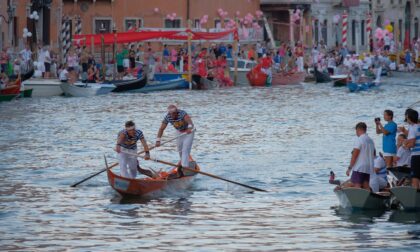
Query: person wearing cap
156,105,195,177
345,122,375,190
115,120,150,179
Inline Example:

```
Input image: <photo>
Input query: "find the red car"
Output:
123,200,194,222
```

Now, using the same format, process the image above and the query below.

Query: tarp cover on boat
73,29,237,46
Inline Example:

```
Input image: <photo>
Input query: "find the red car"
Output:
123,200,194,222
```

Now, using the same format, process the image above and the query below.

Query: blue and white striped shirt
408,124,420,156
117,129,144,150
162,110,189,131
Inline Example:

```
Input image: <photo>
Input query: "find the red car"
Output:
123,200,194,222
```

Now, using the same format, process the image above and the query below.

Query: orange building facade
0,0,261,51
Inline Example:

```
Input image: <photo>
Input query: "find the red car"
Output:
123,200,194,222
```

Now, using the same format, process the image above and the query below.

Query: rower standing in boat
345,122,375,190
115,121,150,179
156,105,194,177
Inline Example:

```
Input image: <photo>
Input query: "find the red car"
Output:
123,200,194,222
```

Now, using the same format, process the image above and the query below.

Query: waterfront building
261,0,370,52
0,0,261,52
371,0,420,50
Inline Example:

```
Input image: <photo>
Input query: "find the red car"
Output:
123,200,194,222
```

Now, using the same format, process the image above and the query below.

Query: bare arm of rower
140,138,150,160
185,115,194,133
346,148,360,176
155,123,168,147
115,133,125,153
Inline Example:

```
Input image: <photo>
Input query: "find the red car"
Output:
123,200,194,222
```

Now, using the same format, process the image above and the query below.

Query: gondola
314,67,331,83
111,75,148,92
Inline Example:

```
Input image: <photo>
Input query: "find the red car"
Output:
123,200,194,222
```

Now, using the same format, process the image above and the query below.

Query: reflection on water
1,81,420,250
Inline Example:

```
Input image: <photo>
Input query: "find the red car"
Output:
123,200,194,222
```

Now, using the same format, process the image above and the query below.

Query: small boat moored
347,82,380,92
22,78,63,97
390,186,420,211
331,75,349,87
0,94,19,102
60,82,116,97
334,187,390,210
314,67,331,83
111,75,147,92
129,78,188,93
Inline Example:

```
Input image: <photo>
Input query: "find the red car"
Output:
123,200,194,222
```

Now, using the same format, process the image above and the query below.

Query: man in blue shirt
375,110,397,168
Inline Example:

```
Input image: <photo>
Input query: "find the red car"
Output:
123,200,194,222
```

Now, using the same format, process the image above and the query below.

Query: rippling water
1,76,420,251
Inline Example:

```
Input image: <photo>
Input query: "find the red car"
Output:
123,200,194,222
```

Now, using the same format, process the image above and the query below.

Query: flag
343,0,360,7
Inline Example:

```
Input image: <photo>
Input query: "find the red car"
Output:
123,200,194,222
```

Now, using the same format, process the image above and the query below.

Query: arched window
314,19,319,43
361,20,365,46
321,20,328,44
376,15,382,28
352,20,356,46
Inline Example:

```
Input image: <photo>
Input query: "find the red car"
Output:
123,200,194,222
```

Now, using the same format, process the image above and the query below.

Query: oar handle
137,155,267,192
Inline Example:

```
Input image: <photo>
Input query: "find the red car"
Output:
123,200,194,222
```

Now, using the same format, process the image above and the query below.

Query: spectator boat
347,82,380,92
331,74,349,87
107,158,200,197
227,59,257,85
390,187,420,211
314,67,331,83
0,94,19,102
22,78,63,97
334,187,391,210
128,78,188,93
60,82,116,97
111,75,147,92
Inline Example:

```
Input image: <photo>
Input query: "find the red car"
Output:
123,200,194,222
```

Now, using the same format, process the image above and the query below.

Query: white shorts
383,153,396,157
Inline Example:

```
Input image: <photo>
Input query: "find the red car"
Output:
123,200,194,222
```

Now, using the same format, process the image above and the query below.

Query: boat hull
22,79,63,97
331,75,348,87
111,76,147,92
60,83,115,97
129,78,188,93
229,70,249,85
347,82,379,92
107,163,199,197
314,68,331,83
20,88,33,98
0,94,19,102
390,186,420,211
272,71,306,85
334,188,390,210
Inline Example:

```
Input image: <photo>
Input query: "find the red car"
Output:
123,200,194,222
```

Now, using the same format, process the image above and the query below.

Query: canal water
1,77,420,251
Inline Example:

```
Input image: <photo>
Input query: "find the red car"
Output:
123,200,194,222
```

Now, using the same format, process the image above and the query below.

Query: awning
73,29,237,46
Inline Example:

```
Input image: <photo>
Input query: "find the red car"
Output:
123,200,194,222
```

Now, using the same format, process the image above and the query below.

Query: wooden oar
70,133,187,187
137,155,268,192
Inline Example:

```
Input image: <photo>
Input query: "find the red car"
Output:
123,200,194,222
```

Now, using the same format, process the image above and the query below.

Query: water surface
1,77,420,251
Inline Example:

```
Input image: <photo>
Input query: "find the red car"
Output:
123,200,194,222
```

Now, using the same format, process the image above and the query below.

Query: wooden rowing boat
314,67,331,83
111,75,147,92
390,186,420,211
107,159,200,197
334,187,390,210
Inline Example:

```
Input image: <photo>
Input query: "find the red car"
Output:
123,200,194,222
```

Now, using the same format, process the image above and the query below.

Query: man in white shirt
346,122,375,190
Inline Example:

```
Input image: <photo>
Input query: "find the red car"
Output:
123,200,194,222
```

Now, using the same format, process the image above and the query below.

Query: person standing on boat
346,122,375,190
375,110,397,168
116,121,150,179
156,105,194,177
402,109,420,189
